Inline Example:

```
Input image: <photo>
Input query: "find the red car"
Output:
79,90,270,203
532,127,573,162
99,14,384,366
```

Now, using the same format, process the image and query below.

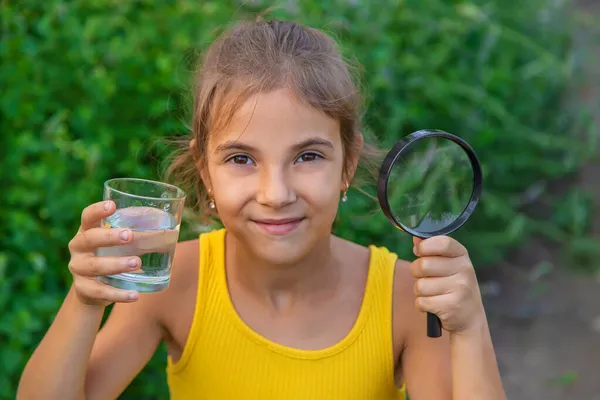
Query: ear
191,139,212,193
342,132,364,189
199,164,212,195
189,139,198,158
200,169,211,193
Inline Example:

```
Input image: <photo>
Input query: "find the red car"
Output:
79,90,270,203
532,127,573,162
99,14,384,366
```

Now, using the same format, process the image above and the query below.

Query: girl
18,19,505,400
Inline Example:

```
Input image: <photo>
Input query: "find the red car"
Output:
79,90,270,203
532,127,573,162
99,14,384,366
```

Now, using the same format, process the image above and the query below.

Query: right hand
68,200,141,307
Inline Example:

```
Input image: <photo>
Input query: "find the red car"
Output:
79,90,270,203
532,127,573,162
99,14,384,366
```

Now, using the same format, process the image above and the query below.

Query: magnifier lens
387,137,474,235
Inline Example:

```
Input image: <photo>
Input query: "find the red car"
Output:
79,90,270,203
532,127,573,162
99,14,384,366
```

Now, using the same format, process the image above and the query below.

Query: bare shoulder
151,238,200,326
392,258,417,314
166,239,201,295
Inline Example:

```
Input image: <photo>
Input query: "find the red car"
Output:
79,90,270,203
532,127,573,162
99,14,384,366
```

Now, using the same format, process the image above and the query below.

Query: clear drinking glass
96,178,186,293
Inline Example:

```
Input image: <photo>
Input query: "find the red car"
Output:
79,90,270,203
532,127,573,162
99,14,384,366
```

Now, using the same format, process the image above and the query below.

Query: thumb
413,237,424,256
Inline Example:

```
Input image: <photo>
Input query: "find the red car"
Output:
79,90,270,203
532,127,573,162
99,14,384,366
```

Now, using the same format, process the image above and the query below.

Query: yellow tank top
166,228,407,400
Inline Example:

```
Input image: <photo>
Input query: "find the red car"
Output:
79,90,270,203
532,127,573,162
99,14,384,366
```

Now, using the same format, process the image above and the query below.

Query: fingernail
120,230,130,241
128,292,138,300
413,246,418,256
104,201,111,211
127,258,138,268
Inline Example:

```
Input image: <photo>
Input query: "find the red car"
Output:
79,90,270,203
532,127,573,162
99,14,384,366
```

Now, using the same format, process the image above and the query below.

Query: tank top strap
366,244,406,398
367,243,398,318
166,228,226,374
365,244,399,374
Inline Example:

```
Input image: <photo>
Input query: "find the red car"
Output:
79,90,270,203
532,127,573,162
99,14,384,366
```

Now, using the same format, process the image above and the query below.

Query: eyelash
296,152,323,163
226,152,323,166
228,154,254,165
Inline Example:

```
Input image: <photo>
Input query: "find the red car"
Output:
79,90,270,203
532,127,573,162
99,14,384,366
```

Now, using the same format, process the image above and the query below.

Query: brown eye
229,155,253,165
297,152,321,163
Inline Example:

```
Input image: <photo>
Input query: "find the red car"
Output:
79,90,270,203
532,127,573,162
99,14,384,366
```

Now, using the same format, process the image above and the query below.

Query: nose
256,166,296,208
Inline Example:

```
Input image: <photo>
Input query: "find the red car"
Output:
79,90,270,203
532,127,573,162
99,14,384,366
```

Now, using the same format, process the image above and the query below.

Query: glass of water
96,178,186,293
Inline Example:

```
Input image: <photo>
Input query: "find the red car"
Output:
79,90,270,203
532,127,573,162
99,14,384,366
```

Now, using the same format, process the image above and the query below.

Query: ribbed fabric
166,228,407,400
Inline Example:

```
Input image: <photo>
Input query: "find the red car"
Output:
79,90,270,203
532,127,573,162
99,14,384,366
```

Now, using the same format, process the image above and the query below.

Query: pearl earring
209,198,216,209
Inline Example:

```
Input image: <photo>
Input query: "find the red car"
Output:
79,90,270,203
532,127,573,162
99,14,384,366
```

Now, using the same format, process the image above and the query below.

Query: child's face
204,88,348,264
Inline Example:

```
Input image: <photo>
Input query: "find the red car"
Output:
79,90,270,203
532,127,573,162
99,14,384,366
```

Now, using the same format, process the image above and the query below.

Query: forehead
209,88,341,149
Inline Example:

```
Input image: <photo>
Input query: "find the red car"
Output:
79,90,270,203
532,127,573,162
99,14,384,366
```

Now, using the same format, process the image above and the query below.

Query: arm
17,201,164,399
449,316,505,399
398,287,504,400
18,287,105,400
17,287,162,400
393,260,453,399
84,293,164,399
396,236,506,400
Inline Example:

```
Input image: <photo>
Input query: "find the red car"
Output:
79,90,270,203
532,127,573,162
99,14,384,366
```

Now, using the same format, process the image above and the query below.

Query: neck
225,233,340,308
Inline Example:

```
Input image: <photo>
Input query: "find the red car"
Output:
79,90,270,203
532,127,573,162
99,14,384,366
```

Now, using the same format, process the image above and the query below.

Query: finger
414,276,454,297
415,292,456,314
410,256,465,278
69,226,133,252
415,235,467,258
81,201,115,231
74,277,139,303
69,254,142,277
128,229,179,253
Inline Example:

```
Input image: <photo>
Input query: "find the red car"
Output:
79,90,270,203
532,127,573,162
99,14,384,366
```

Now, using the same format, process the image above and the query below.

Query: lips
252,217,305,235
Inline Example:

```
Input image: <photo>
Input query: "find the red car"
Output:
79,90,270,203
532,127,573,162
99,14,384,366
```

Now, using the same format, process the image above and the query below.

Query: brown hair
166,18,381,222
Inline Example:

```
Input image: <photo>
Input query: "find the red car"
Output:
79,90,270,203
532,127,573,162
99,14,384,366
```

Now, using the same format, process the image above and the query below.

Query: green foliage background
1,0,596,398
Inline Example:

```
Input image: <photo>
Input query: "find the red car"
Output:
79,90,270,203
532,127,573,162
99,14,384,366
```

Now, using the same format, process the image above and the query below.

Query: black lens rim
377,129,483,239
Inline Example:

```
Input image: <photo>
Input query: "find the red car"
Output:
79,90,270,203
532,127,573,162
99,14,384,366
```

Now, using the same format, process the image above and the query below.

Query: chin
243,226,311,264
253,239,314,265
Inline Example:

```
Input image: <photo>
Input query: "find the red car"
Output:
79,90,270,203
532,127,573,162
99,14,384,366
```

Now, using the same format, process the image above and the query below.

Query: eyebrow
215,137,335,153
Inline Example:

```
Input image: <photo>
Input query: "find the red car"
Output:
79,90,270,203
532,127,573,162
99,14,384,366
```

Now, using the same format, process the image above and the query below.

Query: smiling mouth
252,218,305,235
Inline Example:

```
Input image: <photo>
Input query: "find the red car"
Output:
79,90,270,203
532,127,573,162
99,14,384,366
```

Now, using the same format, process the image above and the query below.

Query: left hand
410,235,485,334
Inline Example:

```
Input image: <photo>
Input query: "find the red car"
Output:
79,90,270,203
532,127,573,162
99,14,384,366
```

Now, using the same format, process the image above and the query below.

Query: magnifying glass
377,129,483,338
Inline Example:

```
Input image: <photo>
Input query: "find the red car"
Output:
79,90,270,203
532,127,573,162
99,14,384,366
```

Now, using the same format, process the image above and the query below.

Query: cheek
297,170,342,210
209,167,254,212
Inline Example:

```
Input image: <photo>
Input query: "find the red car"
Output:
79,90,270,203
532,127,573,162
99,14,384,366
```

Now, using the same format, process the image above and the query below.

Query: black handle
427,312,442,338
